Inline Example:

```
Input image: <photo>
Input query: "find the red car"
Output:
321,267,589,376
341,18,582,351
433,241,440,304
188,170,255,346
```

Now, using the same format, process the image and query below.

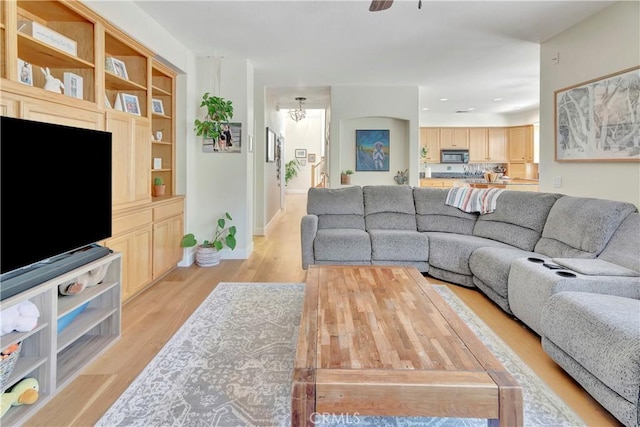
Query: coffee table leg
487,372,523,427
291,372,315,427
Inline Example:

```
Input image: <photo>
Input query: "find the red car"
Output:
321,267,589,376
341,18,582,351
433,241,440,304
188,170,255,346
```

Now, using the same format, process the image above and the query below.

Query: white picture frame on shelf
104,92,112,108
114,93,141,116
152,99,165,115
17,59,33,86
105,57,128,80
63,72,83,99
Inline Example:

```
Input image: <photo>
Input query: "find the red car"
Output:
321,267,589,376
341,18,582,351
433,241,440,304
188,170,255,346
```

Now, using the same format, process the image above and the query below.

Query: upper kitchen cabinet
439,128,469,149
420,127,441,163
508,125,533,163
103,24,151,117
11,0,98,102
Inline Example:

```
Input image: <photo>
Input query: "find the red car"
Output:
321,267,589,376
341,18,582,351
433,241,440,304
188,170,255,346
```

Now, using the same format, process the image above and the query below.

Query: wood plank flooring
25,193,621,427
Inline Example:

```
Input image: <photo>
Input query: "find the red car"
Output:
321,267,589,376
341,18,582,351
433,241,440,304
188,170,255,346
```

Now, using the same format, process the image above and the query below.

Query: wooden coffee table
291,265,522,426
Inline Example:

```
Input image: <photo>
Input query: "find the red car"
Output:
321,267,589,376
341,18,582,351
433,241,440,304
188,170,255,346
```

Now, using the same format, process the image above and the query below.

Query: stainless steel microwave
441,149,469,164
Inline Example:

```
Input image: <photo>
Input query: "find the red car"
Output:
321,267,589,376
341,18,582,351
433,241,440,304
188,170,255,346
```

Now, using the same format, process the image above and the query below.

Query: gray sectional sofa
300,185,640,427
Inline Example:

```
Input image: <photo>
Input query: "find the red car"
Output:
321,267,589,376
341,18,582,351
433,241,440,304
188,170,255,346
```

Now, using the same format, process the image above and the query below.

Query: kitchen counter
457,178,539,191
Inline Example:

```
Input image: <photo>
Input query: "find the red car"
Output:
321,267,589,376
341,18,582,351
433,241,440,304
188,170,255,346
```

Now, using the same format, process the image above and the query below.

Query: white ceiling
133,0,615,114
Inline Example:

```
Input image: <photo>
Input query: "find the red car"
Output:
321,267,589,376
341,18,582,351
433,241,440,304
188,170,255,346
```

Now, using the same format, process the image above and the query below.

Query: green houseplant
181,212,237,267
153,177,165,197
285,159,302,185
193,92,234,141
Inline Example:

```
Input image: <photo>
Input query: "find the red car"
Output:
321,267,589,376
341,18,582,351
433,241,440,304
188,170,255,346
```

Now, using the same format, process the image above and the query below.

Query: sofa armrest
301,214,318,270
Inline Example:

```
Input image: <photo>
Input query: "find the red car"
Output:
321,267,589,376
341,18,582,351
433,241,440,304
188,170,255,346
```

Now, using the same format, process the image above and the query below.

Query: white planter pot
195,246,221,267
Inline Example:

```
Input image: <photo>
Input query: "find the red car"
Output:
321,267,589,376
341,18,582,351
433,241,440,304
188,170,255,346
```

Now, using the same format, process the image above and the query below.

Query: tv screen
0,116,112,276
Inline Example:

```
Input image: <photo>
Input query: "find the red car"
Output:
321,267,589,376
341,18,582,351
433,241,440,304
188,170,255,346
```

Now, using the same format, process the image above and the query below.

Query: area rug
96,282,585,427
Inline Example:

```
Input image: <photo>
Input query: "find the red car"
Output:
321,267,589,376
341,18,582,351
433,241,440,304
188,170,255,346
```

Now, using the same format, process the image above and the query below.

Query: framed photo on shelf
63,72,83,99
356,129,390,171
266,127,276,162
152,99,165,115
105,56,128,80
555,66,640,162
115,93,141,116
308,153,316,163
104,92,112,108
295,148,307,158
17,59,33,86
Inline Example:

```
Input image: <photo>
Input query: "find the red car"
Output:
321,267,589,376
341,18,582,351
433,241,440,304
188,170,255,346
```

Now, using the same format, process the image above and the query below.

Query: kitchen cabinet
439,128,469,149
420,127,440,163
469,128,488,162
487,128,508,162
420,179,457,189
508,126,533,163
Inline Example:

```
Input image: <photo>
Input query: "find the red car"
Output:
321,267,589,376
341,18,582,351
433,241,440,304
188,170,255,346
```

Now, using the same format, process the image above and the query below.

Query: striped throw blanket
445,187,505,214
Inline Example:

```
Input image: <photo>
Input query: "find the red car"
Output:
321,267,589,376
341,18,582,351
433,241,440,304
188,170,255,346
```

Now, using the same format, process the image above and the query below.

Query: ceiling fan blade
369,0,393,12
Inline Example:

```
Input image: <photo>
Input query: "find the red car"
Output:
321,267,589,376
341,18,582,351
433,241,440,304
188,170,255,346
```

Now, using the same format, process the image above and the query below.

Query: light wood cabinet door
487,128,508,162
152,214,183,280
440,128,469,149
20,98,103,130
469,128,488,162
508,127,526,162
107,111,152,208
105,227,153,302
524,125,534,162
420,128,440,163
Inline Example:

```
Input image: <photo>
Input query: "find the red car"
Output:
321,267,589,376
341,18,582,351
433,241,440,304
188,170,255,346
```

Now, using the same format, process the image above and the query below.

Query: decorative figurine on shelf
41,67,64,93
0,378,39,419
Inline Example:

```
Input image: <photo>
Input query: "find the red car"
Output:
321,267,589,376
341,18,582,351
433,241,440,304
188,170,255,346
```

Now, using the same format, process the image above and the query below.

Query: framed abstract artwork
356,129,390,171
555,66,640,162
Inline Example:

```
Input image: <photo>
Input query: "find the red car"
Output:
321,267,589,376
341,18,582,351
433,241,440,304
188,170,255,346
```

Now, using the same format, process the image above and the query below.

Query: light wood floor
26,193,621,427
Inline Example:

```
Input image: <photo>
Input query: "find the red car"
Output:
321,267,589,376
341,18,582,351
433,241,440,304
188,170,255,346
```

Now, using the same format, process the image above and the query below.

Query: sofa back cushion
534,195,637,258
598,212,640,273
307,186,365,230
413,187,477,235
363,185,417,230
473,191,561,251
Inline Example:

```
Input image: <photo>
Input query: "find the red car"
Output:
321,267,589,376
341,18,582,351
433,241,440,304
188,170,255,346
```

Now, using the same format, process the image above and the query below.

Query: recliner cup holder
556,271,577,278
527,257,545,263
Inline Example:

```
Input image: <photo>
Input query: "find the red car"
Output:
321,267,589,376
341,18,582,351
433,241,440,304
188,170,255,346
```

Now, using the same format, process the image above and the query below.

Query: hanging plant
193,92,234,141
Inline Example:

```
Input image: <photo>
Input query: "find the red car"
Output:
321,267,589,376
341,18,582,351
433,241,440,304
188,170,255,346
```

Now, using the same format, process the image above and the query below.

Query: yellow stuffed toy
0,377,39,418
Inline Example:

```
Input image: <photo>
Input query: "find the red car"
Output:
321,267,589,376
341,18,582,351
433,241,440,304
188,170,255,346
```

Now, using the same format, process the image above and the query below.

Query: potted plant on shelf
193,92,234,141
181,212,237,267
153,177,165,196
340,169,353,185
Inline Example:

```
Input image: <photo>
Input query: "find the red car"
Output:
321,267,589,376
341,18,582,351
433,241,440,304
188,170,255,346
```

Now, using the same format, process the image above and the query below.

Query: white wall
540,1,640,207
285,109,324,194
330,86,420,187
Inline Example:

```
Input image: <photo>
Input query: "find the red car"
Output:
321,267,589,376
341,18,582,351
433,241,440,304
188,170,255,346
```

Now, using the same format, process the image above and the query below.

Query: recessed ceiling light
493,98,503,102
439,98,448,102
467,107,475,111
422,107,429,111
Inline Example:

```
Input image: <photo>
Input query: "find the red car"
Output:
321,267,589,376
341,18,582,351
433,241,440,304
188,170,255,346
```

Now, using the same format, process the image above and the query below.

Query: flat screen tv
1,116,113,300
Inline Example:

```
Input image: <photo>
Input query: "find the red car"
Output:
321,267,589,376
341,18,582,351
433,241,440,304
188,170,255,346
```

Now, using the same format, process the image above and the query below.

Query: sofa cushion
473,191,561,251
369,229,428,261
534,196,637,258
469,247,542,298
540,292,640,404
425,232,513,276
364,185,417,230
598,212,640,273
313,229,371,262
307,186,365,230
414,188,478,235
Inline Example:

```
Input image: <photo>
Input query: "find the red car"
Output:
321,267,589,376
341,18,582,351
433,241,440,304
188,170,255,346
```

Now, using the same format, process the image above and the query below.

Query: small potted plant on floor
341,169,353,185
153,177,165,196
181,212,237,267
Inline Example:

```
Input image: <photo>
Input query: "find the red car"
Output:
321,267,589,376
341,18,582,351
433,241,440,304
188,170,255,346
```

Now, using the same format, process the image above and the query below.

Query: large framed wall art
555,66,640,162
355,129,390,171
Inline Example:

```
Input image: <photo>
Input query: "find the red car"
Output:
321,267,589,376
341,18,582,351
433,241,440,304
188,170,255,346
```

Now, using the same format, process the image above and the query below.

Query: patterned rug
96,282,585,427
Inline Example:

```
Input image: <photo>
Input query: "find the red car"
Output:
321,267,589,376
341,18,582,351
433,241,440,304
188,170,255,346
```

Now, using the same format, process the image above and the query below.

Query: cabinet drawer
153,200,183,221
111,210,153,236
